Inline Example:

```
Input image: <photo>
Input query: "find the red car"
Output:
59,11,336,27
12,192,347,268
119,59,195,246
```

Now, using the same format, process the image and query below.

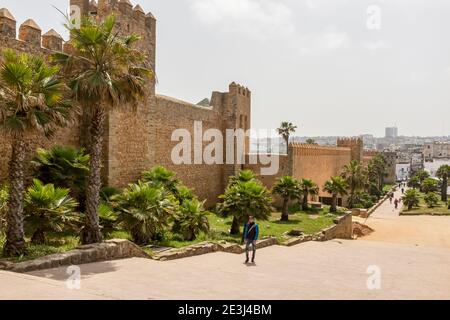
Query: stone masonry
0,1,362,207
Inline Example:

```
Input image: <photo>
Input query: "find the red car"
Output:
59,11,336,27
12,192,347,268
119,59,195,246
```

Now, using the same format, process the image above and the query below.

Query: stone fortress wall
0,0,365,207
0,1,251,207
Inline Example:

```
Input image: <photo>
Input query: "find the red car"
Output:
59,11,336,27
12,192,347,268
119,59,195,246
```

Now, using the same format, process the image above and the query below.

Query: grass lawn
0,205,344,262
153,205,344,248
401,192,450,216
0,232,79,263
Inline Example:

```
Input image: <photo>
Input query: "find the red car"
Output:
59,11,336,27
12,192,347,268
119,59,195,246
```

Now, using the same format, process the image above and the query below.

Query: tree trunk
302,192,308,211
3,136,27,257
330,195,337,213
81,107,105,244
280,198,289,221
441,174,448,203
230,216,240,235
284,136,289,154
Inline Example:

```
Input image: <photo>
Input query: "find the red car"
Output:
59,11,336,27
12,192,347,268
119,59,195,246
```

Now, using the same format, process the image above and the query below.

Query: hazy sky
2,0,449,137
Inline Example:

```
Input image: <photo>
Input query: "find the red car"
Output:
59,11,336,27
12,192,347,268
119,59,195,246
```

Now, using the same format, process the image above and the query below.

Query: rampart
289,143,353,198
0,2,251,207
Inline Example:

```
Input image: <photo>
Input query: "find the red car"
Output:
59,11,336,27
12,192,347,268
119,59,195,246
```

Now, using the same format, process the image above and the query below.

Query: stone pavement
17,240,450,300
356,187,450,249
2,186,450,300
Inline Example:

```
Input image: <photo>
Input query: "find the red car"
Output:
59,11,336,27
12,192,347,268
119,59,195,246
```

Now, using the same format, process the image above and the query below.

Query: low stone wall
153,237,277,261
311,212,353,241
0,239,149,273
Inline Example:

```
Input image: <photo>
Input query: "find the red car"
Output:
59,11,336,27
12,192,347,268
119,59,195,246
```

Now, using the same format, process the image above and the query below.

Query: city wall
0,3,251,207
289,143,353,198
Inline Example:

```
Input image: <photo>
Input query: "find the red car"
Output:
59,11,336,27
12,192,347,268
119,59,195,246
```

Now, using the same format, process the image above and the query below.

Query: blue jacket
243,223,259,241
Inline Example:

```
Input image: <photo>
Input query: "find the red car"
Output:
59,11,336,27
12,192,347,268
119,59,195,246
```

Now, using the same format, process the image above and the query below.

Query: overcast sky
2,0,449,137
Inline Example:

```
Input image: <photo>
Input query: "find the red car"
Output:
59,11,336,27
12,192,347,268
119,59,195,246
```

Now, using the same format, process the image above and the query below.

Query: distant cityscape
252,126,450,183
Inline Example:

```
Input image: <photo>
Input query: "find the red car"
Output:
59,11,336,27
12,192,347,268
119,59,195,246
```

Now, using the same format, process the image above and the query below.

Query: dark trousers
245,239,256,261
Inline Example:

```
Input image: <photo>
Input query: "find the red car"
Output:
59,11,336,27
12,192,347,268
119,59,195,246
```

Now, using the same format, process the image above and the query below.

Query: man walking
242,216,259,264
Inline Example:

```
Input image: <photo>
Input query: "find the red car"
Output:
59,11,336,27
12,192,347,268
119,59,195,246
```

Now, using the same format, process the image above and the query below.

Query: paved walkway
16,240,450,300
356,187,450,249
2,186,450,300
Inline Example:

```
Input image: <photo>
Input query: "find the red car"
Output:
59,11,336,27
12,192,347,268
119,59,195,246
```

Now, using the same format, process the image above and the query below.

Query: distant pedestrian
394,198,399,210
401,188,405,194
242,216,259,264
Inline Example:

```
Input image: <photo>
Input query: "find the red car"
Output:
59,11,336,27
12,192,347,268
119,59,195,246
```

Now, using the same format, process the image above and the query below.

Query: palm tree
367,154,386,194
272,176,301,221
323,176,348,213
402,189,420,210
113,182,177,245
172,199,210,241
299,178,319,211
142,166,180,197
31,146,89,210
424,192,439,209
227,169,256,187
277,122,297,153
0,50,71,256
218,180,272,235
341,160,367,208
421,178,438,194
53,15,152,244
408,176,420,189
436,165,450,202
414,169,430,191
24,180,78,245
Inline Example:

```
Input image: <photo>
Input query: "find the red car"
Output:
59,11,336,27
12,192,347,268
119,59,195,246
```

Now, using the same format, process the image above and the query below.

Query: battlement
336,137,363,147
72,0,156,37
289,143,351,157
229,82,251,98
336,137,363,162
0,8,67,52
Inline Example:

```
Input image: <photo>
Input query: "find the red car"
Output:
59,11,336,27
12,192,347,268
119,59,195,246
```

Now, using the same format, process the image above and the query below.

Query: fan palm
218,180,272,235
0,49,72,256
172,199,210,241
323,176,348,213
421,178,438,194
227,169,257,187
272,176,301,221
299,178,319,211
142,166,180,197
24,179,78,245
31,145,89,210
341,160,367,208
52,15,152,244
402,189,420,210
424,192,439,208
113,182,177,245
277,122,297,153
436,165,450,202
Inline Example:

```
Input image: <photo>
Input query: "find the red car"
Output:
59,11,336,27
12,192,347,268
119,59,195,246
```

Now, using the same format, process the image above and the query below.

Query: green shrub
422,178,438,194
402,189,420,210
424,192,439,208
217,175,272,234
113,182,177,245
172,199,210,241
24,180,79,245
31,146,89,209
